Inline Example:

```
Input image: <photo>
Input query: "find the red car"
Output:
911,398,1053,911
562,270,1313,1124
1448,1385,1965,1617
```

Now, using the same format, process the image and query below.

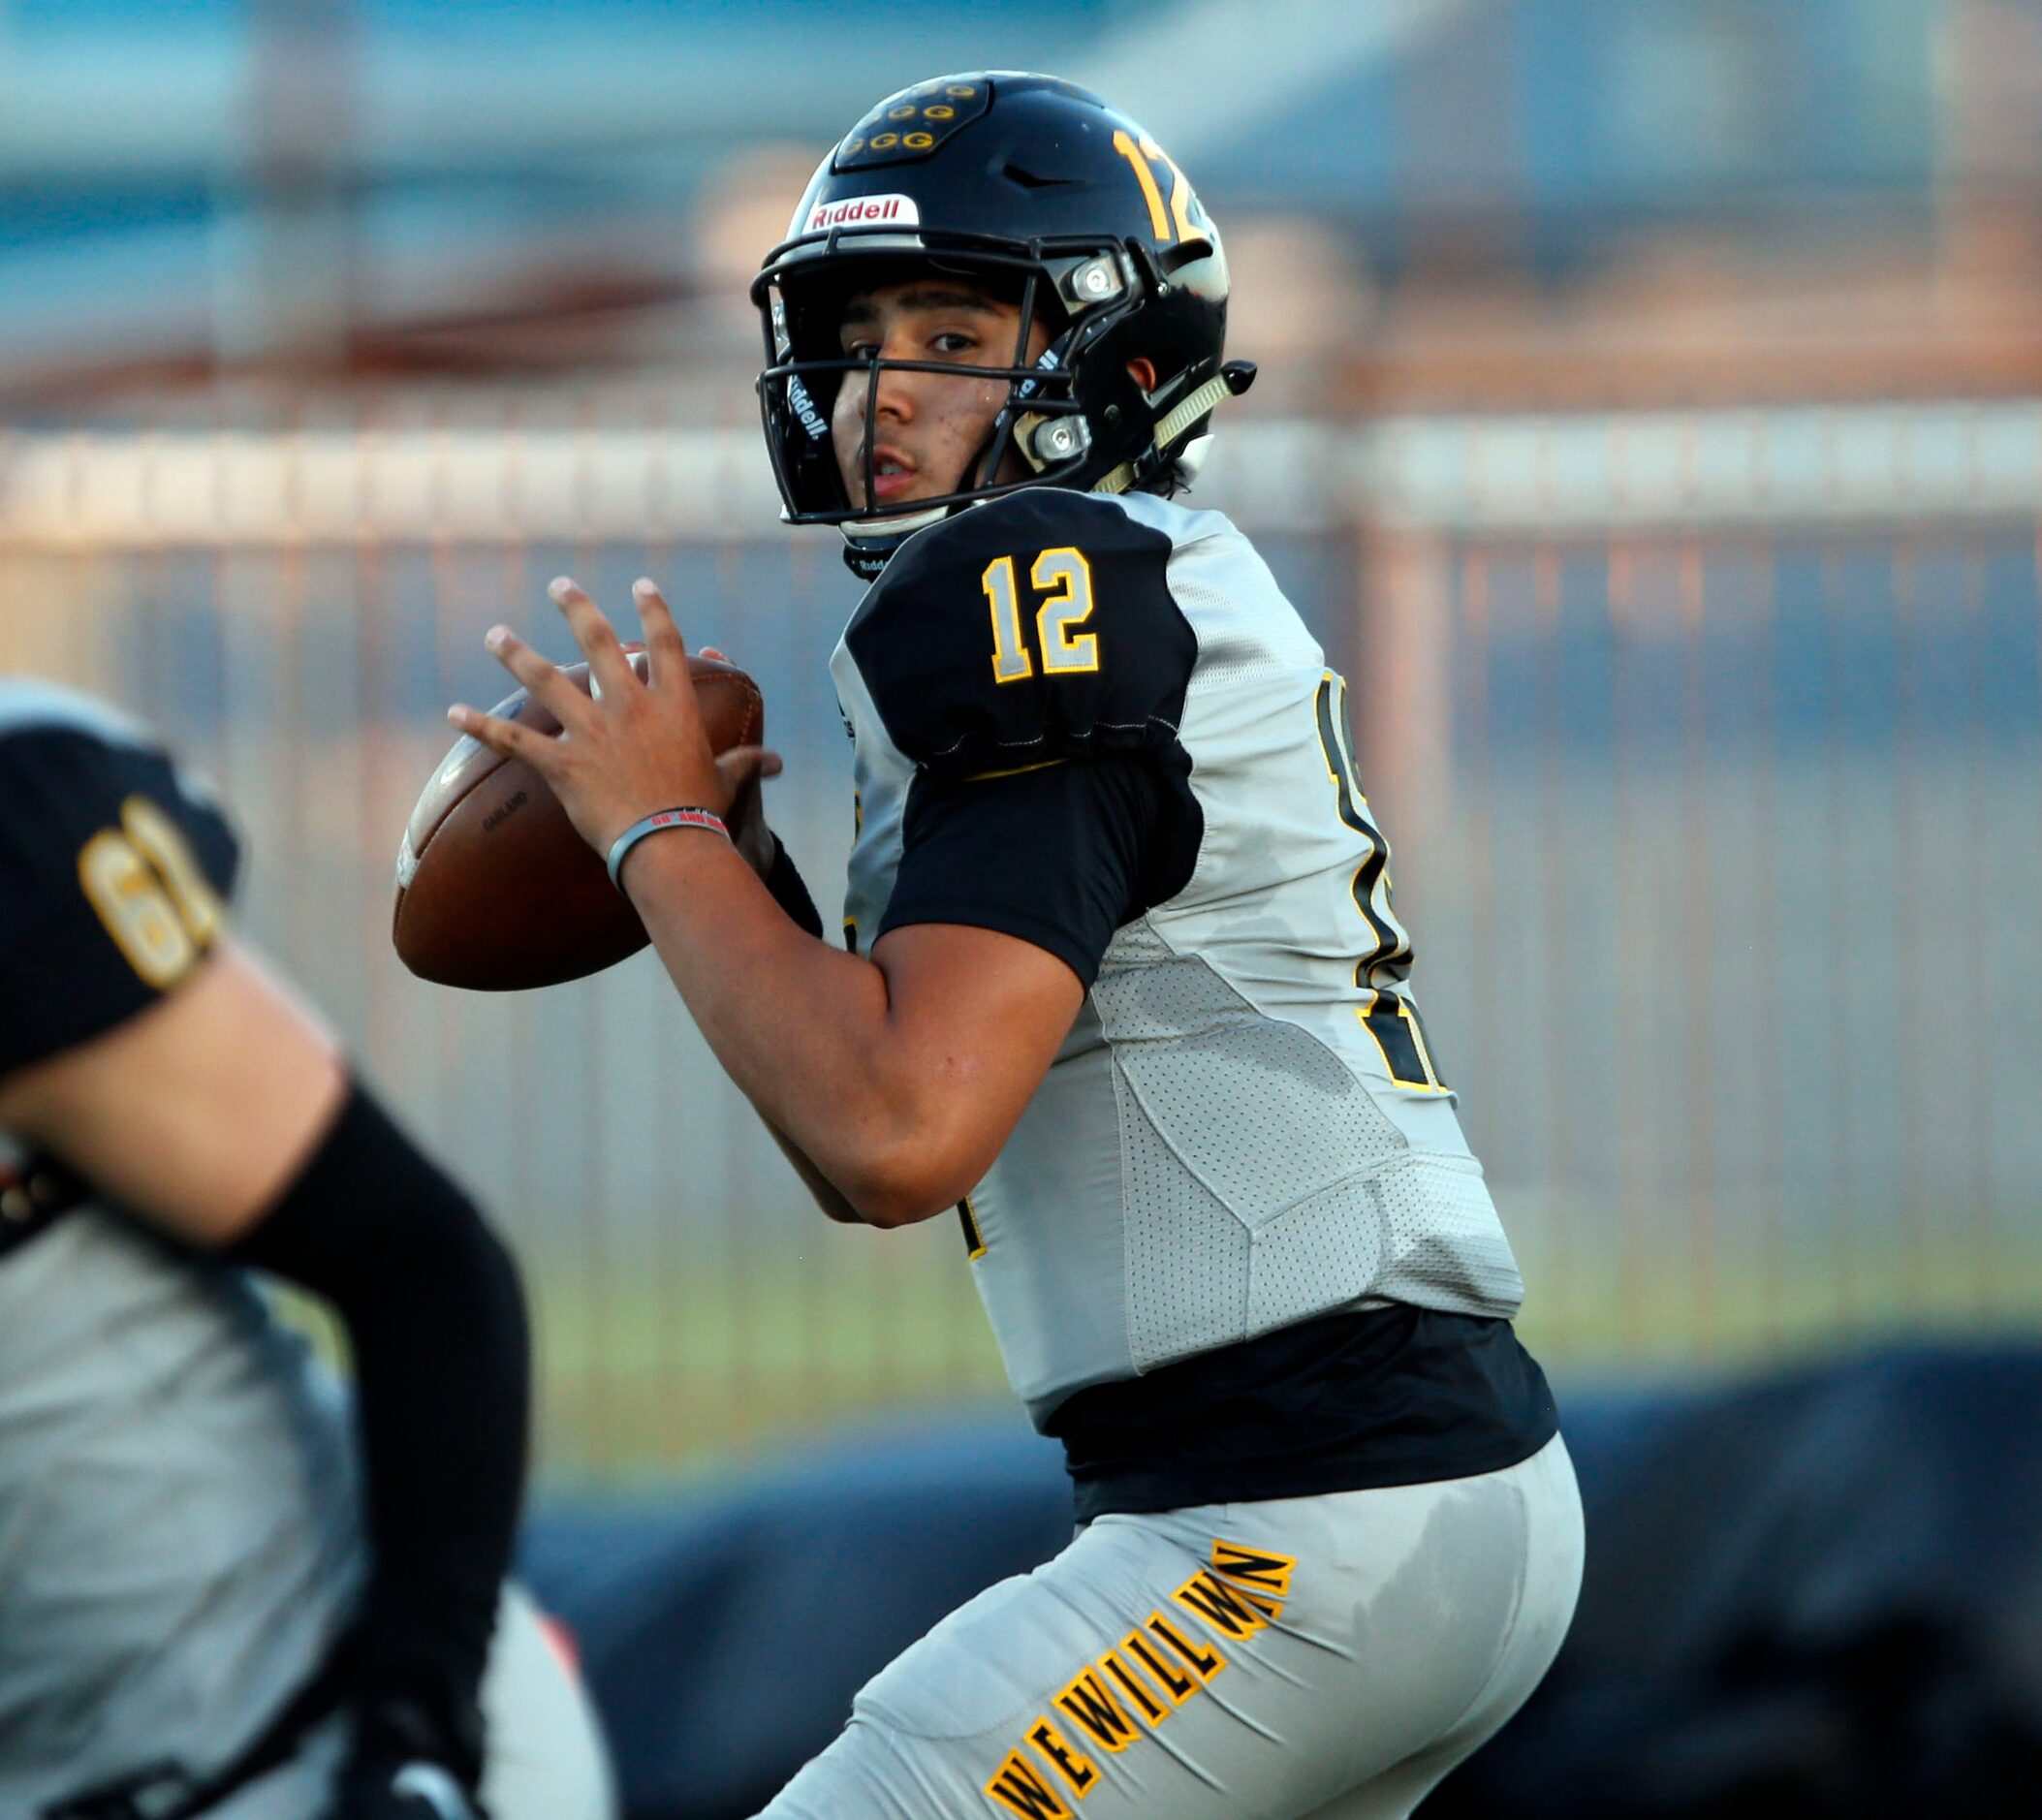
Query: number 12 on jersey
1314,676,1449,1093
985,549,1100,682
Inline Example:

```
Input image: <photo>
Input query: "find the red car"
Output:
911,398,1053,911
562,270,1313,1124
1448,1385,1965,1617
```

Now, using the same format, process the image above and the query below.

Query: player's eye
842,339,880,361
929,330,980,358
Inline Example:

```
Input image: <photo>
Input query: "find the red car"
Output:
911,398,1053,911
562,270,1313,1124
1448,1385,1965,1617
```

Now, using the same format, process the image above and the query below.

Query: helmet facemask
754,236,1158,536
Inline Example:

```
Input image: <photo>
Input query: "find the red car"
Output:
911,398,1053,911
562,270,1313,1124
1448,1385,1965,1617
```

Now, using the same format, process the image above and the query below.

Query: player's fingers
631,578,692,696
716,744,784,788
482,625,589,730
549,577,638,701
446,702,558,771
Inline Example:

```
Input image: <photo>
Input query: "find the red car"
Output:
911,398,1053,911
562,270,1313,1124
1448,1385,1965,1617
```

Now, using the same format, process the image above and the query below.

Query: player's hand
698,643,779,881
448,577,779,860
330,1765,487,1820
330,1699,489,1820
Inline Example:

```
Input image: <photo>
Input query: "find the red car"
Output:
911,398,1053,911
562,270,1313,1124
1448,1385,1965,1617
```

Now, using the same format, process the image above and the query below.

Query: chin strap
839,500,951,579
1094,361,1257,498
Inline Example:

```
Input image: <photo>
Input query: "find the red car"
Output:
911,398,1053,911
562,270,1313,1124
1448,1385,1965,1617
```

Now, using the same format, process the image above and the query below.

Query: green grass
521,1238,1012,1490
511,1228,2042,1493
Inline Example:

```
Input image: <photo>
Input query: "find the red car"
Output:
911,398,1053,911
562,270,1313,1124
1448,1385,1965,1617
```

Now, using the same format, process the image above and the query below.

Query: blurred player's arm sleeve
0,720,525,1795
230,1075,527,1795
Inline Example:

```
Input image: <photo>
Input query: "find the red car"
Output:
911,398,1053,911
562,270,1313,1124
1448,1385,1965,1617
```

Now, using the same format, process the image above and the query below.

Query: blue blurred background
3,4,2039,1805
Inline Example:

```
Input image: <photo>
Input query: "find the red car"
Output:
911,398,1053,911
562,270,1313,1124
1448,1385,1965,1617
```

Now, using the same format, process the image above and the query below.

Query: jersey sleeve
0,720,240,1078
843,489,1197,782
878,750,1200,988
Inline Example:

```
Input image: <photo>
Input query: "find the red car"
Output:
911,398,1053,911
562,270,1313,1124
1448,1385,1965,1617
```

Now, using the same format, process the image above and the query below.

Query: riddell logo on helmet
806,194,921,234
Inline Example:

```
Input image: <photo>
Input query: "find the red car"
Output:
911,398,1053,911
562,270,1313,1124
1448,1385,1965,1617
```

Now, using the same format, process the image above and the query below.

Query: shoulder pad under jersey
0,682,240,1078
844,489,1196,780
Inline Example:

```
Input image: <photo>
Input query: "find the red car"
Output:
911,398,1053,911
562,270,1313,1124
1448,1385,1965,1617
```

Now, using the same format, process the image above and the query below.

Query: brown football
393,651,763,990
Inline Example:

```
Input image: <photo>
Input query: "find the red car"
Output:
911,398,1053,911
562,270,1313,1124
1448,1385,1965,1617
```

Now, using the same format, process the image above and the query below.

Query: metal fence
3,392,2036,1486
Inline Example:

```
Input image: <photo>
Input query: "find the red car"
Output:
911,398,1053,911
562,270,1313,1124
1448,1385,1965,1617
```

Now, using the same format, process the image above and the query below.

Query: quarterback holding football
453,72,1583,1820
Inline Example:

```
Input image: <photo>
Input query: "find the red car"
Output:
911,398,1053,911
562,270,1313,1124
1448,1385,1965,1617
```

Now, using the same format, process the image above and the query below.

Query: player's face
832,279,1052,515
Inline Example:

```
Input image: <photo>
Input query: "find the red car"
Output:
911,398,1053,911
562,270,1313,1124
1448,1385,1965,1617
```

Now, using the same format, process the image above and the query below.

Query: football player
452,73,1583,1819
0,679,615,1820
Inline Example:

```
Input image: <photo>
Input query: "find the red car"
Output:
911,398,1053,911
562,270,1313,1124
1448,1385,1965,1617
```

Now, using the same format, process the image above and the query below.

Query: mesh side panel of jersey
1115,1060,1252,1369
1102,935,1400,1364
1095,943,1409,1222
1097,912,1174,976
1248,1156,1524,1334
1161,570,1292,691
1243,1172,1387,1334
1098,931,1525,1354
1365,1155,1525,1311
1120,498,1315,693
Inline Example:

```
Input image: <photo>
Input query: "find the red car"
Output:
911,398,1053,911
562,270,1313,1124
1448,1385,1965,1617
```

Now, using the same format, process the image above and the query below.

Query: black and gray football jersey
833,490,1528,1427
0,679,362,1811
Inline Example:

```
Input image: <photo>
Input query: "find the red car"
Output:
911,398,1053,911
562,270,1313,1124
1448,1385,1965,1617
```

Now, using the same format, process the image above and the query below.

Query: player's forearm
622,832,965,1224
734,838,864,1221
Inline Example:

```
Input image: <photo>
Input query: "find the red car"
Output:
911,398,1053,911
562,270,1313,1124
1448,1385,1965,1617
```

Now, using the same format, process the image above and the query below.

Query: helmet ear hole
1025,415,1091,469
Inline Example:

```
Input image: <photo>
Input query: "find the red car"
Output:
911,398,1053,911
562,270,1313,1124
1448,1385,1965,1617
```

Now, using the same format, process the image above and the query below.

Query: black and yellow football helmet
752,72,1255,572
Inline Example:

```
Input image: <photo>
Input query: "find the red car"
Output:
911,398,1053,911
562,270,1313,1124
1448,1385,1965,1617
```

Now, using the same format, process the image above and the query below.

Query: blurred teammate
0,678,614,1820
452,73,1581,1819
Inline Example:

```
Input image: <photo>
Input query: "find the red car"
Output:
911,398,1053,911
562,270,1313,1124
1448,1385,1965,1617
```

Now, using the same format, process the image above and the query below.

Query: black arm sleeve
0,714,239,1078
765,832,825,939
878,750,1200,988
226,1081,528,1786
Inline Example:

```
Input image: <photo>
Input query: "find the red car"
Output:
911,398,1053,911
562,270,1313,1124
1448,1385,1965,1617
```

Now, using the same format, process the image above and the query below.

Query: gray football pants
761,1434,1583,1820
208,1585,617,1820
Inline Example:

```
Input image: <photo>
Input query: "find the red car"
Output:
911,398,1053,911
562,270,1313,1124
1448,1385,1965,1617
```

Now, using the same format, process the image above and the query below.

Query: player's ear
1126,357,1157,392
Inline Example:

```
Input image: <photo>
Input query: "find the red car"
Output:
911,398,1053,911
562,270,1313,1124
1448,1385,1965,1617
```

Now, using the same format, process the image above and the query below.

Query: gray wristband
605,806,729,890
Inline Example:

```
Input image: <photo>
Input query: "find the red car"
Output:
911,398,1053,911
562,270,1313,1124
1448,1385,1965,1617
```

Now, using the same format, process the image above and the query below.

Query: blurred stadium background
1,0,2037,1507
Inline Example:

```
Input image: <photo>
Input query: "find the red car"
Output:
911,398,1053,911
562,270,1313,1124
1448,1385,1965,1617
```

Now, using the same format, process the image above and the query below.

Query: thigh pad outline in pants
760,1438,1583,1820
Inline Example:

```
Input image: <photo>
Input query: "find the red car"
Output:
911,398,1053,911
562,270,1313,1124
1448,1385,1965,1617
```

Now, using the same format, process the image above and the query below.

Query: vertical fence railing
2,395,2036,1484
1358,404,2042,1370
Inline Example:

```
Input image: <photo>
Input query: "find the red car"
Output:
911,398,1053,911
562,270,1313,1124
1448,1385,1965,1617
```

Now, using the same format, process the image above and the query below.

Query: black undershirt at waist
1044,1304,1559,1523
